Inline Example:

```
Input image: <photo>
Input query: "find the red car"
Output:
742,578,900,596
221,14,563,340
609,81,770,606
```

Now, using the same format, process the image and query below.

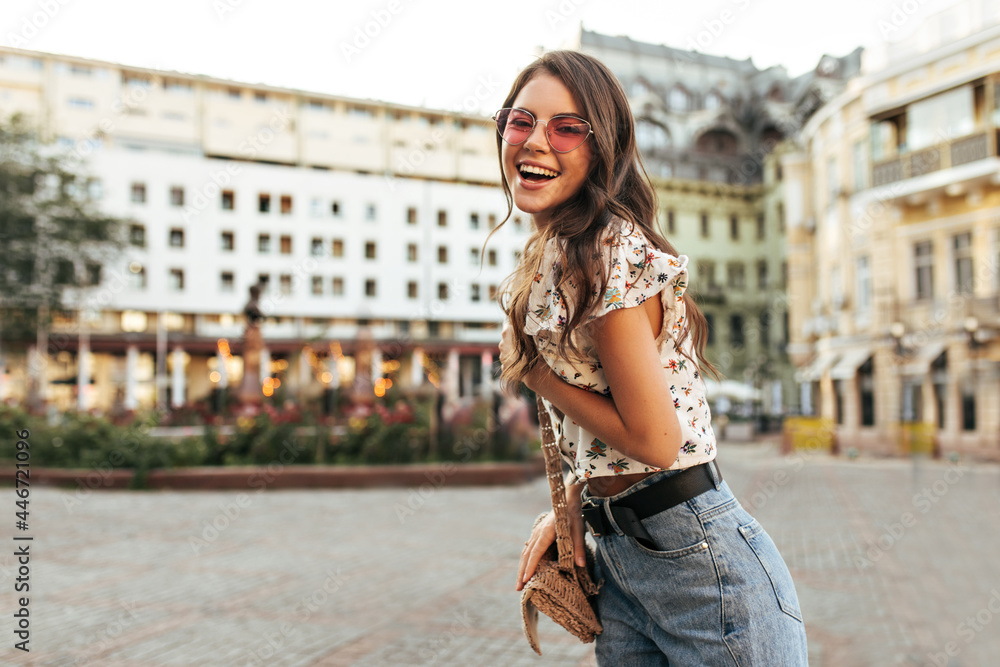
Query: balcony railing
871,130,996,187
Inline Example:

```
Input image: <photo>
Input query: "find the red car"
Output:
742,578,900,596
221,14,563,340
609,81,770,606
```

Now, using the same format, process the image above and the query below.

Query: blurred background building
0,47,525,411
785,0,1000,457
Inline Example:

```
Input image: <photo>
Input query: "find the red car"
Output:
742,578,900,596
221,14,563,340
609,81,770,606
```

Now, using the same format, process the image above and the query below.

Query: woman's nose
522,120,550,152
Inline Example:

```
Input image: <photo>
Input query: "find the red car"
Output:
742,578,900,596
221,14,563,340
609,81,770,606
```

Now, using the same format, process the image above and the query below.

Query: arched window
669,87,689,112
705,91,722,110
695,129,739,155
636,119,671,153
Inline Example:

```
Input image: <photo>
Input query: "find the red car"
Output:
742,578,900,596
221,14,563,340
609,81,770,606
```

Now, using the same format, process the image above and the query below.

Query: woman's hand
516,481,588,591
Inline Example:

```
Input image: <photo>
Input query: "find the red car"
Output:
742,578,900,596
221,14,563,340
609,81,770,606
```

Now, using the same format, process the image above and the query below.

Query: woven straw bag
521,397,602,655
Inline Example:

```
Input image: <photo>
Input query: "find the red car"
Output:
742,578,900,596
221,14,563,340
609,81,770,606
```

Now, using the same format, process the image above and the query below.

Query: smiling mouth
518,164,560,182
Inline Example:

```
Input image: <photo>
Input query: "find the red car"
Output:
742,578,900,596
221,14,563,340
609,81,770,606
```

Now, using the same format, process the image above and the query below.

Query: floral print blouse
524,220,717,481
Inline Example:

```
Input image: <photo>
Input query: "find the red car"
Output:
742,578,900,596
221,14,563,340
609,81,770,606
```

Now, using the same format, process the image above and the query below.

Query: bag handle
536,395,577,574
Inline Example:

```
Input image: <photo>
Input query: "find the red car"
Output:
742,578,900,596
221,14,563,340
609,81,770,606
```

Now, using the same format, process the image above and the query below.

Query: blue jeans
582,463,808,666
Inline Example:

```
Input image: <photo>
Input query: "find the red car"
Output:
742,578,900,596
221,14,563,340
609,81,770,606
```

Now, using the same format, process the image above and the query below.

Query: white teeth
519,164,559,178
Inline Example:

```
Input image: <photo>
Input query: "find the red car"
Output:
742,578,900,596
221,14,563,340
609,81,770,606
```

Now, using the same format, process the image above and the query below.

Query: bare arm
523,297,682,469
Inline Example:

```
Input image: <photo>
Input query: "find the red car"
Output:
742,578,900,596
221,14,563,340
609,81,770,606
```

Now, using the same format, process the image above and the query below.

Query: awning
795,350,839,383
829,346,873,380
704,379,762,401
901,340,947,376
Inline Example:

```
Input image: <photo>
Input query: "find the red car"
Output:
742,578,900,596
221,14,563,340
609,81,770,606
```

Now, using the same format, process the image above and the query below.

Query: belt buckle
580,499,607,537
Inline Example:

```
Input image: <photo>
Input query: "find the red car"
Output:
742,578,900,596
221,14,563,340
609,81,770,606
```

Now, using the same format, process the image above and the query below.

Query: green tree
0,112,126,406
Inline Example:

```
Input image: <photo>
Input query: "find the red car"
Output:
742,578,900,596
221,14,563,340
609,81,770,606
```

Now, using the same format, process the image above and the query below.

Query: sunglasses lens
496,108,534,145
548,117,591,152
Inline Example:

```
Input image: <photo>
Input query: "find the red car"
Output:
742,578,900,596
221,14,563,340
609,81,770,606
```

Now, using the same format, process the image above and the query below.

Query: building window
759,311,771,346
729,314,744,346
513,250,521,264
365,241,377,260
278,195,292,215
259,193,270,213
953,232,974,294
489,284,498,301
331,201,341,217
365,203,377,221
777,203,785,233
437,210,447,227
914,240,934,300
438,246,448,264
700,212,709,238
756,214,765,240
332,277,344,296
667,209,676,235
258,273,270,292
704,313,715,346
729,215,739,240
280,235,292,255
310,198,323,217
859,358,875,427
365,279,377,297
407,281,418,299
756,260,768,289
129,266,146,290
726,262,745,290
470,213,480,229
407,243,418,262
471,284,481,302
856,256,872,312
961,379,976,431
220,231,235,251
221,190,234,210
407,207,418,224
488,249,497,267
169,228,184,248
169,268,184,291
279,274,292,295
129,224,146,247
130,182,146,204
311,276,323,295
698,261,716,288
258,234,271,253
310,237,323,257
220,271,234,292
488,213,497,229
438,282,449,300
332,239,344,257
852,140,867,192
469,248,479,266
80,263,99,286
170,186,184,207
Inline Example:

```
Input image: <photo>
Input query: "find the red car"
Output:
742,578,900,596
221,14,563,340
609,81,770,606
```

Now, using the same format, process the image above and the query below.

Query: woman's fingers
572,511,587,568
516,513,556,591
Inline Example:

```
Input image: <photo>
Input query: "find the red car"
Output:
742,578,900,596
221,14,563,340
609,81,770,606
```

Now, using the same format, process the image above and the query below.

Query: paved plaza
2,441,999,666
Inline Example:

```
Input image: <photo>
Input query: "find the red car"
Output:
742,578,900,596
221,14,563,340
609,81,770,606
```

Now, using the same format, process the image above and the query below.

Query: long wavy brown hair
488,50,717,393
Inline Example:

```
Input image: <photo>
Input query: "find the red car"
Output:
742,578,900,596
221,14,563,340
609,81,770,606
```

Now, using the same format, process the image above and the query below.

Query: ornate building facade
785,1,1000,458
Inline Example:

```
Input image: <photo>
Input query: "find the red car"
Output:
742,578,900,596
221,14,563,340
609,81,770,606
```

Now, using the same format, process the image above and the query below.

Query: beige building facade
786,4,1000,459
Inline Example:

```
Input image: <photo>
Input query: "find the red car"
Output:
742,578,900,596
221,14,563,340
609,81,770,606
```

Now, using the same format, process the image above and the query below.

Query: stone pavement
1,442,999,666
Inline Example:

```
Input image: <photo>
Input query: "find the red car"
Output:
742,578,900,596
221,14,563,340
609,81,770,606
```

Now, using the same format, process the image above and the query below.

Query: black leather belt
581,460,721,548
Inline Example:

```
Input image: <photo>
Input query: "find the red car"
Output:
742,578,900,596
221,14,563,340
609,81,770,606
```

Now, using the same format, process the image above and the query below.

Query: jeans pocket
738,519,803,622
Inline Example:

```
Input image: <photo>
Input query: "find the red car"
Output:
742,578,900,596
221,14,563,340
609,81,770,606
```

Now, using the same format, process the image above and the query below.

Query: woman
494,51,808,665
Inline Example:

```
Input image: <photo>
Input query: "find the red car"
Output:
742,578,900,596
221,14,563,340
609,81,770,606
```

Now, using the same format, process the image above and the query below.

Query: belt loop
708,459,722,489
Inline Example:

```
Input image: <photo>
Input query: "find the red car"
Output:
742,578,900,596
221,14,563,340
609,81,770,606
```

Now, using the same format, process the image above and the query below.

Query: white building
0,46,525,411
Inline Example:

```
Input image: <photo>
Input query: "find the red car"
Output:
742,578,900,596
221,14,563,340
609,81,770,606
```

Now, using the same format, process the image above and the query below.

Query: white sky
0,0,969,115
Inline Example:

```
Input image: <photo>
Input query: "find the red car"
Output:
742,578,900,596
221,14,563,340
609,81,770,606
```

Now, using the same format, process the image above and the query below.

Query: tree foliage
0,112,125,340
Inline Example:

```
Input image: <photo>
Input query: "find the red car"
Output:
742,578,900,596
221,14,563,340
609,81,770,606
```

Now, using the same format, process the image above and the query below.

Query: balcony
871,129,998,188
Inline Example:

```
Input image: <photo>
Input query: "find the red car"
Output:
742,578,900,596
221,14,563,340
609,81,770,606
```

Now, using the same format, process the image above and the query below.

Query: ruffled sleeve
523,223,689,340
588,223,689,328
